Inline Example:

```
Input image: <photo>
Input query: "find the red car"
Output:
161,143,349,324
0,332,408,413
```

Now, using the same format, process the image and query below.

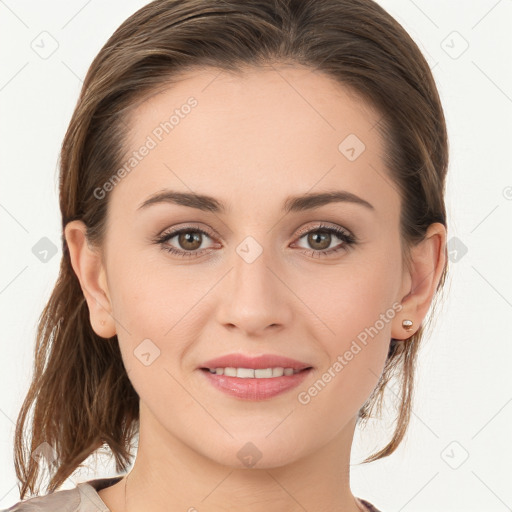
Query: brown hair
13,0,448,499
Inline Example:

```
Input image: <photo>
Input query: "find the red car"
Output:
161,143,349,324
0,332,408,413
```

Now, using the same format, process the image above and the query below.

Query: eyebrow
137,189,374,214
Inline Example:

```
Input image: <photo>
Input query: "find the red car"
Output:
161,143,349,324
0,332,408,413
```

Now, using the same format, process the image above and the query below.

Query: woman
4,0,448,510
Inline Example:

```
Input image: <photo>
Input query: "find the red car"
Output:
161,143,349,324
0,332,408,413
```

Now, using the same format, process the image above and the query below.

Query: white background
1,1,511,510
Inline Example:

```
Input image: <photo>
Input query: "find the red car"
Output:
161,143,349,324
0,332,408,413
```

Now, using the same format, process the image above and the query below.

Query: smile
203,367,307,378
199,367,313,400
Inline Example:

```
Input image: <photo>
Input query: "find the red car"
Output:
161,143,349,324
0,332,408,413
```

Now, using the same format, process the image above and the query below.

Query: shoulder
0,487,80,512
0,477,121,512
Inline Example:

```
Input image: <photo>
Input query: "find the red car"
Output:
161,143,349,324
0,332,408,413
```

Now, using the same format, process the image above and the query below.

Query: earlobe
392,222,447,340
64,220,116,339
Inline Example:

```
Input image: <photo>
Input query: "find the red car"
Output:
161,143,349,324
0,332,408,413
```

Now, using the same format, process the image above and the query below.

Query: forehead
108,65,397,220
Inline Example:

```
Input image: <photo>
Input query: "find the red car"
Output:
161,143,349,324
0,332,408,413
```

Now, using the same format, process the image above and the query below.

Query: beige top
1,477,382,511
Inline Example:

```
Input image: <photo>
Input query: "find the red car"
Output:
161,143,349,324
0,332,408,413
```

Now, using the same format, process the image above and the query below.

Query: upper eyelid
159,221,352,240
295,223,351,237
157,222,354,250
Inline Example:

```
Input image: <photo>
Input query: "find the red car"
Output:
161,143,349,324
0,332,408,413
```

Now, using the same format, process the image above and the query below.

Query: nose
215,239,293,335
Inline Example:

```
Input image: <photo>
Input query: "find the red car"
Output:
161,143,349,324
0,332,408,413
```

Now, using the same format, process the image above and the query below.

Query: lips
199,353,313,371
201,366,313,400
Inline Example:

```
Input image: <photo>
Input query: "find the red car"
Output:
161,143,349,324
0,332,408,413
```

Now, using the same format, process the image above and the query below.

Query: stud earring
100,320,106,326
402,319,413,332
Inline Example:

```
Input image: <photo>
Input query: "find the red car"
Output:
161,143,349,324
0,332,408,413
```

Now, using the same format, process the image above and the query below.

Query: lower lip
200,368,312,400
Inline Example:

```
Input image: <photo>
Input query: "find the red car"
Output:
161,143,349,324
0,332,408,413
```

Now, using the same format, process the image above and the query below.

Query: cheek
297,251,401,342
295,246,402,389
106,248,210,381
106,237,190,332
288,279,400,456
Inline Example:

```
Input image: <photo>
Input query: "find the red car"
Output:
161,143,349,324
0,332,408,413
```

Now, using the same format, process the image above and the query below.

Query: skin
65,65,446,512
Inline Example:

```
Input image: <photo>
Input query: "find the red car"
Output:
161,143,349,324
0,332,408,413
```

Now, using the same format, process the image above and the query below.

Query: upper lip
200,354,313,371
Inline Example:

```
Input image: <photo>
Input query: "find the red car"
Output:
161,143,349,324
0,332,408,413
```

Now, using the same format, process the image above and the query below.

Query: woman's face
96,65,410,467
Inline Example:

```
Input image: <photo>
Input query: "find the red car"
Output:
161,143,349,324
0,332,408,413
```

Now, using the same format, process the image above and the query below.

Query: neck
122,402,363,512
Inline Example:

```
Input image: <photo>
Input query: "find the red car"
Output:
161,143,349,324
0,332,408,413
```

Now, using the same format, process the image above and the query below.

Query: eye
154,225,216,258
292,223,356,258
154,222,356,259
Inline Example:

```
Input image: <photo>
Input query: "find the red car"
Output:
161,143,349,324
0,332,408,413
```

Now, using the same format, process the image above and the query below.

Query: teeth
207,367,303,378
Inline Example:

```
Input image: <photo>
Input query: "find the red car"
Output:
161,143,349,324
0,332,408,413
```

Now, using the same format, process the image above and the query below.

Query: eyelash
154,223,356,259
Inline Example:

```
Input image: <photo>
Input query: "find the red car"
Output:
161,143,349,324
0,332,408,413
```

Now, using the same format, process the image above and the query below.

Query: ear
392,222,447,340
64,220,116,339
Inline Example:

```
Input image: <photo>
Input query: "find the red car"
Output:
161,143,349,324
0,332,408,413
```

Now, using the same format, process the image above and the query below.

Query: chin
199,435,308,470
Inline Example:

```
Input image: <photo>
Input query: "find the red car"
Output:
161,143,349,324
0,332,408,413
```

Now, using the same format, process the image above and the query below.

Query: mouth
197,353,314,400
199,366,314,400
